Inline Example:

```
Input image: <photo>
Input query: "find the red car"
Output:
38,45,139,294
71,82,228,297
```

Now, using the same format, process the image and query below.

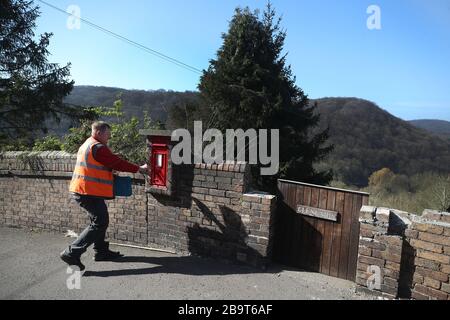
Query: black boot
60,250,85,271
94,242,124,261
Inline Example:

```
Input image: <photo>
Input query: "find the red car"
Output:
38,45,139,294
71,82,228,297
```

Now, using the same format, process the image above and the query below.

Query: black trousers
65,195,110,257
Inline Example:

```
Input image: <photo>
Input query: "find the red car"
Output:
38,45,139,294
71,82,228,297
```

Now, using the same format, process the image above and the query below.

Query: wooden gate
273,179,369,281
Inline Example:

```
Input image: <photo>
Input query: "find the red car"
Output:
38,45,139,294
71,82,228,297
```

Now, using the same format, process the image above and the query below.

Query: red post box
139,130,175,196
150,136,169,187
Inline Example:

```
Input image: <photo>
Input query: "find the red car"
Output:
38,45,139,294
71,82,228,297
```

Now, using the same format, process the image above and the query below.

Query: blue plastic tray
113,176,132,197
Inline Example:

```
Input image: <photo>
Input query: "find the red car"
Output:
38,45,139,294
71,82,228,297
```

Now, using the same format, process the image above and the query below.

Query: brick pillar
406,211,450,300
356,206,403,299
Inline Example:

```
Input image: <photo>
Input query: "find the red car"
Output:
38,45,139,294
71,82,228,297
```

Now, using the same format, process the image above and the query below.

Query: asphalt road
0,226,372,300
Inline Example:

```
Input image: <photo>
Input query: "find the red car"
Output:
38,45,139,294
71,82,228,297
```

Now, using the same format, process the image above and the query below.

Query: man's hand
138,164,149,175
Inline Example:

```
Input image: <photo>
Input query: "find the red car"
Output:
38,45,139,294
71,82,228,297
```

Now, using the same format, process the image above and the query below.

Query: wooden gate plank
362,196,369,206
320,189,336,275
330,191,345,278
316,188,328,272
285,182,297,265
338,193,355,279
293,185,304,267
347,194,363,281
300,186,313,269
276,181,289,264
308,187,321,271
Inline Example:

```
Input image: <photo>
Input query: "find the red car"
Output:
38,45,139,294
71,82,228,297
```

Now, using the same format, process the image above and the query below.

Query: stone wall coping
423,209,450,215
360,236,382,243
0,151,76,159
0,152,250,174
0,170,73,178
360,206,413,226
422,209,450,221
243,192,276,200
0,169,146,181
193,162,248,173
376,207,391,216
410,214,450,229
359,206,450,229
361,205,376,214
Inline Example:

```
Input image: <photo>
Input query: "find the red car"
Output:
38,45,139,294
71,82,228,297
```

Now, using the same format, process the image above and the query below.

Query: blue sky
34,0,450,121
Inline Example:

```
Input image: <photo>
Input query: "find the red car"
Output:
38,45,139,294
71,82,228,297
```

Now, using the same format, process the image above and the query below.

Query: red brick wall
0,152,276,268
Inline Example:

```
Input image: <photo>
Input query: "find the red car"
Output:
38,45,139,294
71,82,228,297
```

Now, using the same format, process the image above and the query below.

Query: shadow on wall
388,212,417,299
187,198,268,269
398,241,416,299
84,199,283,278
149,164,272,269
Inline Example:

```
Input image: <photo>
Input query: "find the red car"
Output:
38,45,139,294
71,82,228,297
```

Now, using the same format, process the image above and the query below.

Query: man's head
91,121,111,145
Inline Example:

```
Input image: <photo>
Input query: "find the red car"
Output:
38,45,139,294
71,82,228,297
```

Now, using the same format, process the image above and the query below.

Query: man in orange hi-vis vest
60,121,148,271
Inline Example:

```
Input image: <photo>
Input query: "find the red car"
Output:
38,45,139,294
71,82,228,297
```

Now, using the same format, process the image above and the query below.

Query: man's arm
92,144,144,173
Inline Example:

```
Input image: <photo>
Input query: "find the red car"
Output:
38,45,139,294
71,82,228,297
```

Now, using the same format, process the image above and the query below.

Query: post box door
151,146,168,187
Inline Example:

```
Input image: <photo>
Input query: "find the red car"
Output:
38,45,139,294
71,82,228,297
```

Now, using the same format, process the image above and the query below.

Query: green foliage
369,168,395,188
60,105,107,154
0,137,30,151
0,0,85,146
368,167,411,195
197,3,333,192
58,86,199,137
21,99,163,163
336,169,450,214
313,98,450,187
108,111,159,164
329,180,358,190
414,174,450,213
61,119,92,154
32,135,63,151
61,99,161,164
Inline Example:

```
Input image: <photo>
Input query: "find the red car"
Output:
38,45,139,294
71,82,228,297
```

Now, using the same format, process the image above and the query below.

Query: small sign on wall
297,205,338,222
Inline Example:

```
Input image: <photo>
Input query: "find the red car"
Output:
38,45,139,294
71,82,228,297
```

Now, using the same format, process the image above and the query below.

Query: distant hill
409,119,450,140
52,87,450,187
65,85,199,122
45,85,199,136
312,98,450,187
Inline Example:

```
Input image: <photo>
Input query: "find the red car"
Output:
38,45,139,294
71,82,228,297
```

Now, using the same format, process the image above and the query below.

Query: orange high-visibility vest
69,137,114,198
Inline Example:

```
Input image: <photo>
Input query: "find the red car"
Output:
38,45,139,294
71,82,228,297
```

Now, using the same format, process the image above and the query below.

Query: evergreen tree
0,0,84,148
198,4,333,191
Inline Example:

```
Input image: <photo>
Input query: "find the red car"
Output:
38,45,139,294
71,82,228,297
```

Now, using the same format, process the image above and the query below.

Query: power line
37,0,203,75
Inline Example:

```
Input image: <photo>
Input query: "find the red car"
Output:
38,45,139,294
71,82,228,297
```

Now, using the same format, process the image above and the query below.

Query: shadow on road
83,255,284,278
